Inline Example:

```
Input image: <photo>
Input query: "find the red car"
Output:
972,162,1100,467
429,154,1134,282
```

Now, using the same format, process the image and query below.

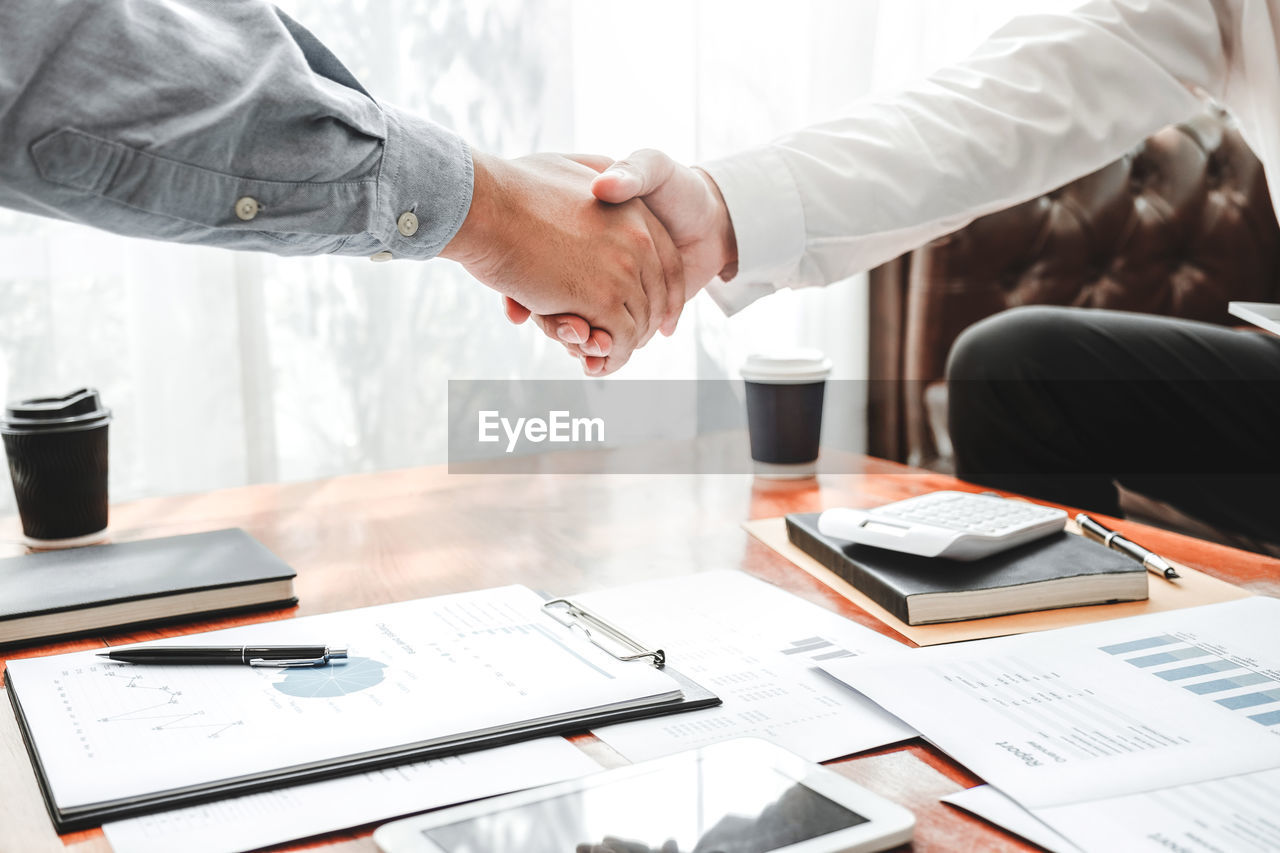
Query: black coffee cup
0,388,111,546
741,351,832,478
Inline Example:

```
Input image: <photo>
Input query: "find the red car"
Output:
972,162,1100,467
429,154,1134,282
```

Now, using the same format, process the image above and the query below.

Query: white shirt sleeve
700,0,1238,315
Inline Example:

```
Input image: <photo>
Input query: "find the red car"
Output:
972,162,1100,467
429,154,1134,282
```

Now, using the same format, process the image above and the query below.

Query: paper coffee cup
1,388,111,548
741,350,832,479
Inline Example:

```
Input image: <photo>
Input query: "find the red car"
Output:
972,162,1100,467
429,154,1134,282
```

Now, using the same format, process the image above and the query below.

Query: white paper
941,786,1081,853
823,597,1280,810
1036,766,1280,852
7,585,678,811
103,737,599,853
583,570,917,762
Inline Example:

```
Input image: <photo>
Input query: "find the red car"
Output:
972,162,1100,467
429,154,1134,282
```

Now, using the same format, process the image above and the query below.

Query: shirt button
397,211,419,237
370,251,393,262
234,196,261,221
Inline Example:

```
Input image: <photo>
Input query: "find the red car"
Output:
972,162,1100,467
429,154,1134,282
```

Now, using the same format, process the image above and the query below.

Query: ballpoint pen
1075,514,1180,581
95,644,349,667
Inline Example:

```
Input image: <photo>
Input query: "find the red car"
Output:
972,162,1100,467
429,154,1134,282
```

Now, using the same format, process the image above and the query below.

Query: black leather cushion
892,104,1280,470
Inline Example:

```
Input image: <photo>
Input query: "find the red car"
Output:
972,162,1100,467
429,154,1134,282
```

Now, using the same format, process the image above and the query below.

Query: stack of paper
822,597,1280,852
85,570,918,852
580,570,918,762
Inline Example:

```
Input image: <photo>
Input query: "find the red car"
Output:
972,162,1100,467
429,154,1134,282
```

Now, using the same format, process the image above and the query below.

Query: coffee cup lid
740,349,832,384
1,388,112,433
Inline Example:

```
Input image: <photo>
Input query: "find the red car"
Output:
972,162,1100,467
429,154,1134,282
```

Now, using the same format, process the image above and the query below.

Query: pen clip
248,656,329,668
542,597,665,668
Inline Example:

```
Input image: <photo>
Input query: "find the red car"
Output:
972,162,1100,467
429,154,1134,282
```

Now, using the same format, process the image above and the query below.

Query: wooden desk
3,457,1277,852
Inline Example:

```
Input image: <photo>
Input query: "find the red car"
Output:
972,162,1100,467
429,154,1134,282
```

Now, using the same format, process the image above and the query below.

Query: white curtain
0,0,1080,508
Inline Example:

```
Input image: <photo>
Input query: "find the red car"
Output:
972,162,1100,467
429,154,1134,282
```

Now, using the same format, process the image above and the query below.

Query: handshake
440,150,738,376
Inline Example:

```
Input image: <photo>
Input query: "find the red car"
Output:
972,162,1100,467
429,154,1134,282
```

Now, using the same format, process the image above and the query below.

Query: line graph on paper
95,668,245,738
48,662,251,762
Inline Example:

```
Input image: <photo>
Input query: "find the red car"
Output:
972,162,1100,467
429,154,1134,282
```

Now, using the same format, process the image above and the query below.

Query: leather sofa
868,103,1280,476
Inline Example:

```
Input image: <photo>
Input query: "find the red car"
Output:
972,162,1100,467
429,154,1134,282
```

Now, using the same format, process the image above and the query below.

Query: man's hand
594,149,737,292
503,150,738,375
443,152,685,372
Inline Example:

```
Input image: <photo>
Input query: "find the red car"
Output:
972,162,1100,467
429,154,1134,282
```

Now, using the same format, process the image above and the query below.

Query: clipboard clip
542,598,666,668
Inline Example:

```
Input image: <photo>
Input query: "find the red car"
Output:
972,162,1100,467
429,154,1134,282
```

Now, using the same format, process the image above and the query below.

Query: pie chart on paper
273,656,387,698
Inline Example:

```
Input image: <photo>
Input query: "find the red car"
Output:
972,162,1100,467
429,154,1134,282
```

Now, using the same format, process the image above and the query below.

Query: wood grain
1,455,1277,852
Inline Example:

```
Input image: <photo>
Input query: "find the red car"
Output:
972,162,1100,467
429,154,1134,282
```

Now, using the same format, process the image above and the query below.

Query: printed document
103,738,600,853
943,773,1280,853
825,597,1280,852
941,786,1079,853
6,585,679,812
583,570,916,762
1036,766,1280,852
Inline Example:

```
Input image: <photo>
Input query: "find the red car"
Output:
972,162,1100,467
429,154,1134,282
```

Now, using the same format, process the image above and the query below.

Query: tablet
373,738,915,853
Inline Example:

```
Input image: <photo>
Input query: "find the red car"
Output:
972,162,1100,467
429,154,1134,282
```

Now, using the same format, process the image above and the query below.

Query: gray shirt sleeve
0,0,473,261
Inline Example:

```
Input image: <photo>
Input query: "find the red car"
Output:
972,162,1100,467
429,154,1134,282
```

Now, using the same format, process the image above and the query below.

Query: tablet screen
421,757,868,853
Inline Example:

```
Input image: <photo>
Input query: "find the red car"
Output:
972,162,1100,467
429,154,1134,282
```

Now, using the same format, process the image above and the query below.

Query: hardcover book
785,512,1147,625
0,528,297,646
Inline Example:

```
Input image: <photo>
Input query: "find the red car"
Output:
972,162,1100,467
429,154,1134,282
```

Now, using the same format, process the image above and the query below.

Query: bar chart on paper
820,597,1280,809
1101,634,1280,728
780,636,858,662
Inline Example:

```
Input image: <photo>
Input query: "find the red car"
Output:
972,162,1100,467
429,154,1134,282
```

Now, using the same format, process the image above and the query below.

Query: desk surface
3,457,1278,853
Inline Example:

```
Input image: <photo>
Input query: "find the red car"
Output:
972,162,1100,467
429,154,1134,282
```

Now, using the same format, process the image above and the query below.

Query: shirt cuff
703,277,787,317
374,106,474,260
698,145,807,315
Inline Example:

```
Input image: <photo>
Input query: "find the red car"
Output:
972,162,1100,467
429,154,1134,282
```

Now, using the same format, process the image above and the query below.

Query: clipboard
6,586,721,833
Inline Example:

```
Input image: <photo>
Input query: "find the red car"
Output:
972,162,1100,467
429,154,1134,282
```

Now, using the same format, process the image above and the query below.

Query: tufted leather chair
867,103,1280,473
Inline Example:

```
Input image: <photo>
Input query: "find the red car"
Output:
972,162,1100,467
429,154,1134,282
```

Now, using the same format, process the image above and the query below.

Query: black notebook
0,528,297,646
786,513,1147,625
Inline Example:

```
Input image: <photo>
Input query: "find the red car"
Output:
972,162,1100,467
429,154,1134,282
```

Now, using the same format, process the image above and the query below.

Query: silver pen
1076,514,1180,581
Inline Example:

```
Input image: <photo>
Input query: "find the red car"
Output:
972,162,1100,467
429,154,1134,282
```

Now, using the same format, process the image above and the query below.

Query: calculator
817,491,1067,561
